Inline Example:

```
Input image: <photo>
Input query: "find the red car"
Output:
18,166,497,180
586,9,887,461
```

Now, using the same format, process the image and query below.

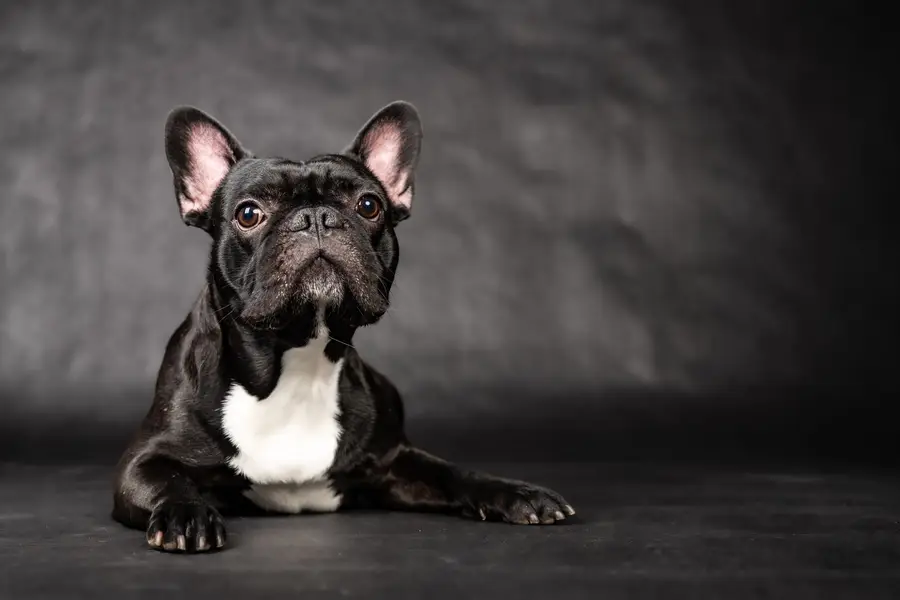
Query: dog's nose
288,210,313,232
319,207,344,231
287,207,346,234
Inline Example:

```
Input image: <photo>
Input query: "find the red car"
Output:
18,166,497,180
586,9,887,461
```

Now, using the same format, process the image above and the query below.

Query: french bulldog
112,101,574,553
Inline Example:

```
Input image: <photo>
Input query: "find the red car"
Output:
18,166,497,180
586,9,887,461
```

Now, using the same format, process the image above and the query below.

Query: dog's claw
146,501,225,553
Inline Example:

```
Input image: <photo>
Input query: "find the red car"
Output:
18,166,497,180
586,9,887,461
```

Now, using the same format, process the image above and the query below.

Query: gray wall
1,0,895,460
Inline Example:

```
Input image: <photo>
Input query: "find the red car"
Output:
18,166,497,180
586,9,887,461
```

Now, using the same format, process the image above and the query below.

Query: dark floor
2,462,900,599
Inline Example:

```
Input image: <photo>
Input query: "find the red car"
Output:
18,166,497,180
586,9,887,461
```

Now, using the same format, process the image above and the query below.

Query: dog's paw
463,478,575,525
146,500,227,553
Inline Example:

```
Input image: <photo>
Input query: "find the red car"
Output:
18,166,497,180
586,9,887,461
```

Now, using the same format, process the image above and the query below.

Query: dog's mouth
235,236,391,331
237,253,348,330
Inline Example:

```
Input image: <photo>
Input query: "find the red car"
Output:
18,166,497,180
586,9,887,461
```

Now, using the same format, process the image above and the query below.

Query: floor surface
2,462,899,599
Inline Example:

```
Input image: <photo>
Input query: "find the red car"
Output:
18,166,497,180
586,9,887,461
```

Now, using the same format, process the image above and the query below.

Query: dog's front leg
113,454,227,553
372,446,575,525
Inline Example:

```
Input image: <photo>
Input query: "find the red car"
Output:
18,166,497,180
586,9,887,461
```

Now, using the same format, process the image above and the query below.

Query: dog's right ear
164,107,247,230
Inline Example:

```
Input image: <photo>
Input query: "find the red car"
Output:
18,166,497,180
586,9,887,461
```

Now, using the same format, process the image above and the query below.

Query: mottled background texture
1,0,896,463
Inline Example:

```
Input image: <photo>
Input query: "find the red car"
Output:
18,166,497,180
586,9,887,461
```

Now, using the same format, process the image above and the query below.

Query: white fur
243,481,341,514
221,326,344,514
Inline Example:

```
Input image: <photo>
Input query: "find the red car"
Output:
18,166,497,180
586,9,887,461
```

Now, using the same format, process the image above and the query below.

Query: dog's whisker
327,336,356,350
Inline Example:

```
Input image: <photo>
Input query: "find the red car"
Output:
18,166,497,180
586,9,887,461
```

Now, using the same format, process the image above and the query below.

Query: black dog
112,101,574,552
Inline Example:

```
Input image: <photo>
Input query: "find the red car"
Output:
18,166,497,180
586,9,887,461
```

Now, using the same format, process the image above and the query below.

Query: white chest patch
221,332,343,514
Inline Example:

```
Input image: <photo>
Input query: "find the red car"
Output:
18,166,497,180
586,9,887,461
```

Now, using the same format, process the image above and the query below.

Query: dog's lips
299,251,337,279
310,253,330,267
302,250,350,282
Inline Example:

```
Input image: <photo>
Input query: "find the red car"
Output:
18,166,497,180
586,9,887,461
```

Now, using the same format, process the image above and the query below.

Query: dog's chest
221,338,343,513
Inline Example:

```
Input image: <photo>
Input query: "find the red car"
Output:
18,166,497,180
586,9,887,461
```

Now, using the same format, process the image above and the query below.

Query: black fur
112,101,574,553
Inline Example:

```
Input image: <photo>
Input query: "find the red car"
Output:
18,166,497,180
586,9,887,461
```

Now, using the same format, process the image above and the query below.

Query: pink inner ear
364,125,412,210
182,123,234,215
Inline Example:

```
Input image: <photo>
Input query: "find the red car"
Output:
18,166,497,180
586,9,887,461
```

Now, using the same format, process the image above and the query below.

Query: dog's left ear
345,101,423,223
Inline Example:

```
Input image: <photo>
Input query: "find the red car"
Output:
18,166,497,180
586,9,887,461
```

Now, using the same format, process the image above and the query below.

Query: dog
112,101,574,552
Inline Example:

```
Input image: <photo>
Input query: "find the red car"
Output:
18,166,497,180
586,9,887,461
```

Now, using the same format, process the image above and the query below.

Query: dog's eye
356,194,381,220
235,202,264,229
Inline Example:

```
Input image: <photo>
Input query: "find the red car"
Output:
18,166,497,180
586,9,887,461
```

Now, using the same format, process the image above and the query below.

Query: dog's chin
297,257,345,306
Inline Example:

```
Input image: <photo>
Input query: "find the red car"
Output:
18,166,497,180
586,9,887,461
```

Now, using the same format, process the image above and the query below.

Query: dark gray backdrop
1,0,896,463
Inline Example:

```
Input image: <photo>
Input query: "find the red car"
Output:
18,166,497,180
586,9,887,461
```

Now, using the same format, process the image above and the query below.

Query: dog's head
164,102,422,333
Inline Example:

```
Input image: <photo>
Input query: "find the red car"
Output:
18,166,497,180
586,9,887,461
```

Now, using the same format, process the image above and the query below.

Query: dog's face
164,102,422,332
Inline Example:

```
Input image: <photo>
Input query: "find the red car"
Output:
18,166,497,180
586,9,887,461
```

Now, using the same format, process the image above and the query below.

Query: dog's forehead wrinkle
226,160,309,203
309,169,334,197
